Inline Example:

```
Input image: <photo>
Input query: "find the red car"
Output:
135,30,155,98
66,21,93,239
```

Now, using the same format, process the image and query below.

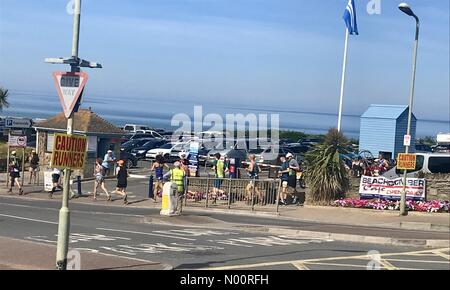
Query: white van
123,124,152,133
384,153,450,178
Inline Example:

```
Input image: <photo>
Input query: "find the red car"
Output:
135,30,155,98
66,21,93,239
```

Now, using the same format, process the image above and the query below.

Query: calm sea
3,91,449,139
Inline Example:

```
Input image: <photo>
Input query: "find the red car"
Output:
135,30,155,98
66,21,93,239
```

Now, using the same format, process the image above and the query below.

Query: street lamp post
45,0,101,270
399,3,420,216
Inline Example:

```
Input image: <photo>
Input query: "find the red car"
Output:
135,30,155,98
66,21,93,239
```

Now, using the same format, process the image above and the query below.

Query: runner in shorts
93,158,111,202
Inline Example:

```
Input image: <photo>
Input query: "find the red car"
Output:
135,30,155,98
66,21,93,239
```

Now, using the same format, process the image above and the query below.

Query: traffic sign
404,135,412,147
8,135,27,148
5,118,32,129
52,72,89,118
51,133,87,170
397,153,417,170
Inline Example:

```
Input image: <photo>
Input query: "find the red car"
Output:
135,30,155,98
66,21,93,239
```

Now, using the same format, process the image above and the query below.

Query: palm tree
0,87,10,111
305,128,350,205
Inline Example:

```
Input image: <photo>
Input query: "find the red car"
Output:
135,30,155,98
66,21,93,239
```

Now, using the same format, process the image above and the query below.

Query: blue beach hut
359,105,417,160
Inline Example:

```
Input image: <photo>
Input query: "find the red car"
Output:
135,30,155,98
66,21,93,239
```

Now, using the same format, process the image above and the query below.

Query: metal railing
185,177,281,212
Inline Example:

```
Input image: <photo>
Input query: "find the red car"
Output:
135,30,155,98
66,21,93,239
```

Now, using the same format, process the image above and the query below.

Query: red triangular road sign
52,72,89,118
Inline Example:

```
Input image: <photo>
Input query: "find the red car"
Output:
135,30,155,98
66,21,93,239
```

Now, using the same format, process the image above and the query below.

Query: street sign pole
55,0,81,270
45,0,101,270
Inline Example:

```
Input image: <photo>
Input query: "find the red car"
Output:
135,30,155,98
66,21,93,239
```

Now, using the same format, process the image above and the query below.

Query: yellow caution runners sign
397,153,417,171
51,133,87,170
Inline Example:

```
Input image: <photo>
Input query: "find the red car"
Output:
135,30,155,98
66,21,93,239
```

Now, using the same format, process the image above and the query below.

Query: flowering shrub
332,198,450,213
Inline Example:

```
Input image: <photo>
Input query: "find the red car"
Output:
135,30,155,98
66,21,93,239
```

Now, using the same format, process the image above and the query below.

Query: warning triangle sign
52,72,89,118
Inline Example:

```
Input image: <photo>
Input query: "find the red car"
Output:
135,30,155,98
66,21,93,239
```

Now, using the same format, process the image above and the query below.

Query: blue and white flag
343,0,359,35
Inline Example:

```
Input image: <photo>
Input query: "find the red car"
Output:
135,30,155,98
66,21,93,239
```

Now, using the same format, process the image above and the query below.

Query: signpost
51,134,87,170
403,135,412,147
53,72,89,118
8,135,27,148
45,0,101,270
5,118,33,129
397,153,417,170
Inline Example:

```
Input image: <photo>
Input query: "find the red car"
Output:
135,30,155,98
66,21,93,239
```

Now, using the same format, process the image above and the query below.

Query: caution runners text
51,134,87,170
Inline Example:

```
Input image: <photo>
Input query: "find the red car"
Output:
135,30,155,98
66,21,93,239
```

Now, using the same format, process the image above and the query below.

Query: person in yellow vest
168,162,186,214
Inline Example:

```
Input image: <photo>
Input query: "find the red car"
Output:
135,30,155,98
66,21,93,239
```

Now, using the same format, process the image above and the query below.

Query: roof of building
361,104,416,120
34,109,124,135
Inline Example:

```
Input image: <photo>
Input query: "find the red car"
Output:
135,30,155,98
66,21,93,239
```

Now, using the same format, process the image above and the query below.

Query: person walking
151,154,170,203
286,153,301,205
113,160,129,205
8,155,23,195
93,158,111,201
211,153,228,204
168,162,186,215
49,167,63,199
102,150,116,176
245,154,262,205
28,150,40,185
278,155,290,205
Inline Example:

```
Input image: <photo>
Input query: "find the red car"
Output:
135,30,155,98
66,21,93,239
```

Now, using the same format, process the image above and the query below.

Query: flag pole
338,28,350,132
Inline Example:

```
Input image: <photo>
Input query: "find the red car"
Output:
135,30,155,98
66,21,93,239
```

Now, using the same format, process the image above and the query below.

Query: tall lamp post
398,3,420,216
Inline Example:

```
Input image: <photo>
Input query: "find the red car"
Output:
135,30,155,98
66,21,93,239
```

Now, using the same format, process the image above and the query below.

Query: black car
121,138,154,152
284,144,310,154
120,151,138,169
298,138,321,146
131,139,168,159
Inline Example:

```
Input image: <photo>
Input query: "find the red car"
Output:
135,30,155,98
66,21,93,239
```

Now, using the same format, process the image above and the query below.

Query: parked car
131,139,168,159
135,130,164,139
284,144,310,154
254,146,296,167
120,151,138,169
121,138,154,152
298,138,321,147
384,153,450,178
146,142,191,161
415,144,433,153
432,144,450,153
123,124,153,134
207,139,249,162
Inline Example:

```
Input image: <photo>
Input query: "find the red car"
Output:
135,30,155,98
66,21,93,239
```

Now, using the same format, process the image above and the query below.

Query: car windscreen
428,157,450,174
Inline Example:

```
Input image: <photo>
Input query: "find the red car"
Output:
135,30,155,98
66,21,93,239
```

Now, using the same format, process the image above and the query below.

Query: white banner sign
360,176,426,201
8,135,27,148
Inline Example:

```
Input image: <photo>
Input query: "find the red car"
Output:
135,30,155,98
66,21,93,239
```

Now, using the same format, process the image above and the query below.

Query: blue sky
0,0,449,121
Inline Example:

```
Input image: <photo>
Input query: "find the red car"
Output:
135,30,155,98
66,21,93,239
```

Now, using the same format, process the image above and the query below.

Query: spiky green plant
305,128,350,205
0,87,10,111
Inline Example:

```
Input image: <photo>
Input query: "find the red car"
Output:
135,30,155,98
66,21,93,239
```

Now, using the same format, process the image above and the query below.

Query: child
8,159,23,195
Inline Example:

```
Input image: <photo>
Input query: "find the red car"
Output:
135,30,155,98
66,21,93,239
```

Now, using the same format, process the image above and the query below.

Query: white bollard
160,182,179,216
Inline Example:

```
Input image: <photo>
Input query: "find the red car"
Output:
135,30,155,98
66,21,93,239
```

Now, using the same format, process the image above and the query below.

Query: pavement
0,172,449,270
0,196,449,270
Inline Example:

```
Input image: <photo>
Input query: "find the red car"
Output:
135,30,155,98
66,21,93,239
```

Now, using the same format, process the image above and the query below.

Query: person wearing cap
113,160,129,205
102,150,116,177
286,153,300,205
168,161,186,214
278,155,290,205
28,150,40,185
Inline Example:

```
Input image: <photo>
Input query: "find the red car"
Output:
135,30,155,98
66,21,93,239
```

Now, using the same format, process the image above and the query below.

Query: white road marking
0,214,58,225
96,227,197,241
